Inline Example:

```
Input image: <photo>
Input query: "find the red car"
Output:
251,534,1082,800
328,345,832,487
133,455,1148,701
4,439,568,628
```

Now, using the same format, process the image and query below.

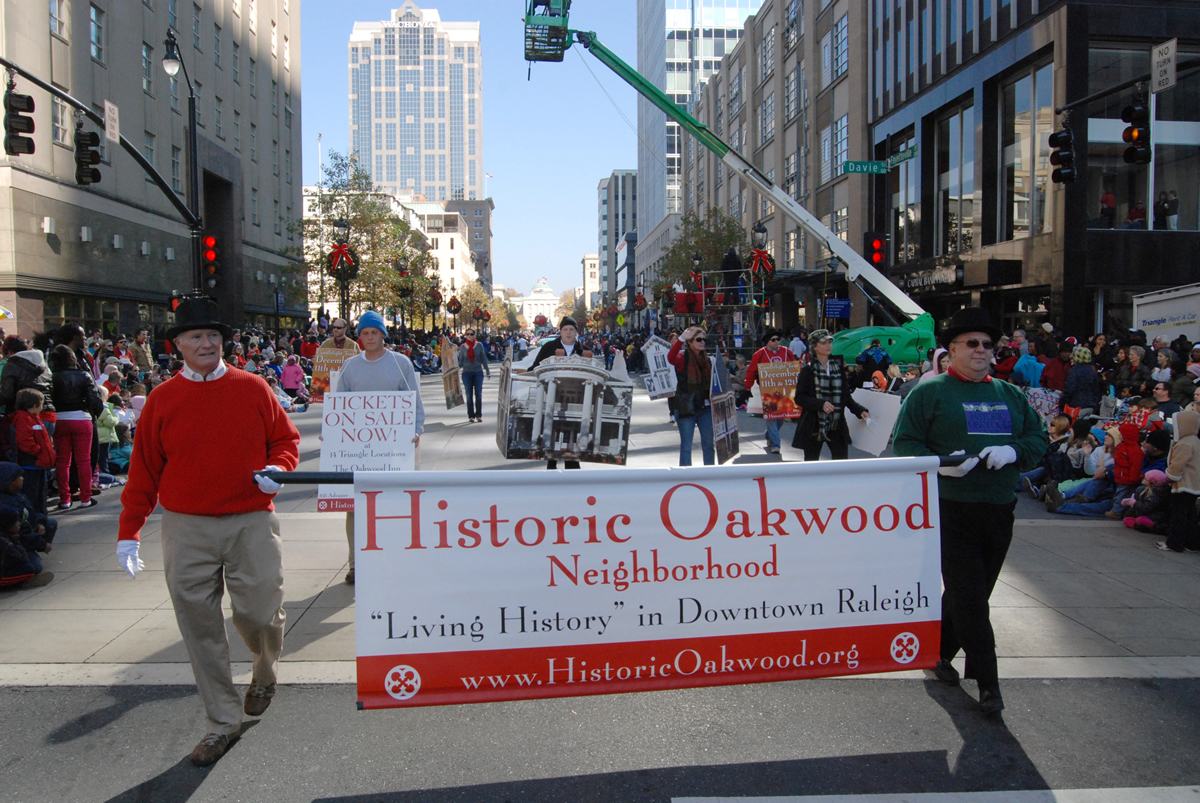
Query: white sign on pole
1153,39,1177,94
103,101,120,144
317,391,417,511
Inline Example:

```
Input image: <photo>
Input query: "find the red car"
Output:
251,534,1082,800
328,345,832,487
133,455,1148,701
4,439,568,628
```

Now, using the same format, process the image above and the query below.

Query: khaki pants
162,509,285,736
346,443,418,570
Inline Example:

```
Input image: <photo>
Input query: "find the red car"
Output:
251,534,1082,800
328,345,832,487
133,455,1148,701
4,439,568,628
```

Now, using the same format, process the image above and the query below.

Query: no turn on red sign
1153,39,1177,94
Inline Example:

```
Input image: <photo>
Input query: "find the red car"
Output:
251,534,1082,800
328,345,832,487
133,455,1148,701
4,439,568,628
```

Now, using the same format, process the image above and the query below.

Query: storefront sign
899,266,960,292
353,459,943,709
318,391,417,511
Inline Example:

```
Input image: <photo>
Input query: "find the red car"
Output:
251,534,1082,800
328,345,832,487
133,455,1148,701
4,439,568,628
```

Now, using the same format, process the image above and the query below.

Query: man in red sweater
115,297,300,767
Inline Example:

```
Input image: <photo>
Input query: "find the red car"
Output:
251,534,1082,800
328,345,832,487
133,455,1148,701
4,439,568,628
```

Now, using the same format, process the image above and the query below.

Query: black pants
1165,492,1200,552
546,459,580,470
802,436,849,462
938,498,1016,691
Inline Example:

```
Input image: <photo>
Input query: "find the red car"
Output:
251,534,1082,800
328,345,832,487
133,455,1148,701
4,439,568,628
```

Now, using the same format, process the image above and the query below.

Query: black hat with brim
166,297,234,341
938,306,1003,348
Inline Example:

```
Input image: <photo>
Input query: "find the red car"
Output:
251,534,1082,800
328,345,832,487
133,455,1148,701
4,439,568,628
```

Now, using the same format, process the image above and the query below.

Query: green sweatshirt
893,373,1048,504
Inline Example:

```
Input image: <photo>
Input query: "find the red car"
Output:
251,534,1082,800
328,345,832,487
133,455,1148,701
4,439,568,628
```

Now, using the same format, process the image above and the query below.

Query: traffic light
1048,127,1075,184
201,234,221,289
74,128,101,185
1122,102,1152,165
862,231,886,269
4,89,35,156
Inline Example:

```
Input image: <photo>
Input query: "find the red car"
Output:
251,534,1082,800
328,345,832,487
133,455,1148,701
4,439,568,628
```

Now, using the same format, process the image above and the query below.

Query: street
2,371,1200,802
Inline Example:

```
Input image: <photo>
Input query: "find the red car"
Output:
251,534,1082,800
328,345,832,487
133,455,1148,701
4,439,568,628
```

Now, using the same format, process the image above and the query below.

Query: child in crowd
0,462,56,554
96,387,120,475
0,507,52,588
1021,414,1072,499
1120,397,1157,430
11,388,54,513
1122,469,1172,534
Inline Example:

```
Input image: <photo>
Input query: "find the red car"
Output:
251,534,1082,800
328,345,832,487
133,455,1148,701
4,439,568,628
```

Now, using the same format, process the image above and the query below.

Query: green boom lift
524,1,935,366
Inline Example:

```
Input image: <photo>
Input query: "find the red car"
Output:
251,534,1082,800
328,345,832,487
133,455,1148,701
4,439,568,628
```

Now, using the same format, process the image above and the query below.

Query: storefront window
889,129,921,264
936,103,975,254
999,62,1053,241
44,294,121,339
1152,48,1200,231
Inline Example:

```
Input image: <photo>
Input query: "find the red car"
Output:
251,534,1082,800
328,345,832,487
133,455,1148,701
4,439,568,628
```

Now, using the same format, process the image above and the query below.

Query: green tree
655,207,749,295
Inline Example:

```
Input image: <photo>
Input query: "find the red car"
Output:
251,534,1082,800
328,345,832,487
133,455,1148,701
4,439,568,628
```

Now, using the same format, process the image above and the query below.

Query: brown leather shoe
190,732,239,767
243,682,276,716
345,568,355,585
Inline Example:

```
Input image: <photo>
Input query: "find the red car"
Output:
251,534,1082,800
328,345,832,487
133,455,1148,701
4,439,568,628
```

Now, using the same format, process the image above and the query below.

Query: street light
331,218,351,319
161,29,203,294
751,221,768,249
394,255,410,330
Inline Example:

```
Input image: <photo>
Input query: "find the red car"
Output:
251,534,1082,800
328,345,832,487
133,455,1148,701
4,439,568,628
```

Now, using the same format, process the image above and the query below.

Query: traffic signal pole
0,57,201,291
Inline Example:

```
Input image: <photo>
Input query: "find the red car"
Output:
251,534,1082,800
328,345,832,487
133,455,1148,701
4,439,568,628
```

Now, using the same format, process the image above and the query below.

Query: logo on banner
890,632,920,664
385,665,422,700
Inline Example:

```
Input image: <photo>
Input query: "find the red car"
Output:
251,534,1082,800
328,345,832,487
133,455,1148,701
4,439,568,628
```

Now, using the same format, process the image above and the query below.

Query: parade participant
336,310,425,585
531,317,592,470
322,318,361,356
48,345,103,510
744,331,797,455
458,328,491,423
792,329,868,461
667,326,715,466
115,297,300,767
893,307,1048,716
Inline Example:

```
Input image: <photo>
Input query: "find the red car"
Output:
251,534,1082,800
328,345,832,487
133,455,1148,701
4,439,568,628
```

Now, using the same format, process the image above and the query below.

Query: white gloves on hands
255,466,283,495
979,445,1018,470
116,540,144,579
938,449,980,478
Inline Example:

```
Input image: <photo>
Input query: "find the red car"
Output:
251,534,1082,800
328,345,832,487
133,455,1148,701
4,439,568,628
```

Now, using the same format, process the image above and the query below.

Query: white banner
352,458,943,709
317,392,417,511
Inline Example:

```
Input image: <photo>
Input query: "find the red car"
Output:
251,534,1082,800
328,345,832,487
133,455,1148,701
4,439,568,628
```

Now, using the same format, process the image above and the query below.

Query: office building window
272,80,278,116
251,188,259,226
784,66,798,120
215,97,223,138
783,0,802,51
273,200,280,234
250,123,257,160
192,3,201,49
833,15,849,78
249,58,256,96
833,115,848,176
171,147,182,192
819,126,832,183
90,5,104,61
936,104,975,254
272,140,278,175
999,62,1053,241
194,81,202,125
760,93,775,144
142,43,154,93
890,130,922,263
233,42,240,82
234,111,240,150
51,98,69,145
168,0,178,29
760,26,775,82
214,23,221,66
143,131,156,170
170,76,179,110
51,0,66,36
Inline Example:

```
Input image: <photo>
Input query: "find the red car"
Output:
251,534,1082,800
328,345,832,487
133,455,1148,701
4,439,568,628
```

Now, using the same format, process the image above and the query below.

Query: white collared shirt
179,360,229,382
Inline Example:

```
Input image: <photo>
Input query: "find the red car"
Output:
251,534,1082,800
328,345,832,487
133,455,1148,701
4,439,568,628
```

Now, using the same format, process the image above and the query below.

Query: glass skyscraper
348,2,483,201
637,0,761,235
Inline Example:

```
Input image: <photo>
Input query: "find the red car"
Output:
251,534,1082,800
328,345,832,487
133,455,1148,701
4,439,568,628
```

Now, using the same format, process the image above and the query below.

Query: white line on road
2,655,1199,687
673,786,1200,802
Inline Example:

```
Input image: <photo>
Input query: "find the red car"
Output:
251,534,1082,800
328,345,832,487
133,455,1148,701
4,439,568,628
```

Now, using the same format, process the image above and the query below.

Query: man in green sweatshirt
893,307,1047,716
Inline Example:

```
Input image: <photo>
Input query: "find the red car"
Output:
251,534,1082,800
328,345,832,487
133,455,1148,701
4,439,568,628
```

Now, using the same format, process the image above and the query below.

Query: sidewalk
2,373,1197,685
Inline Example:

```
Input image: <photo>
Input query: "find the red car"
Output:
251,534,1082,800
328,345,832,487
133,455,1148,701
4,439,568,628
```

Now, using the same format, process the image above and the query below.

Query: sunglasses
332,325,346,330
954,339,994,350
693,337,706,343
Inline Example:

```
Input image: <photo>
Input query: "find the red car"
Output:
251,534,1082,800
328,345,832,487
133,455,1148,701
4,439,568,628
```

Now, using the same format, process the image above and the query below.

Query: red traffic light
202,235,217,248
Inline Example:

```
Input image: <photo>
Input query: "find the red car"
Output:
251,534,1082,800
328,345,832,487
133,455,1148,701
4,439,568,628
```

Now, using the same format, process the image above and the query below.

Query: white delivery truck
1132,283,1200,345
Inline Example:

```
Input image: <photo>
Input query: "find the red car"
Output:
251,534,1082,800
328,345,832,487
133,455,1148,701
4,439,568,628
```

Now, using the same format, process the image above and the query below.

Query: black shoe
1044,484,1064,513
345,568,355,585
931,660,960,686
979,687,1005,716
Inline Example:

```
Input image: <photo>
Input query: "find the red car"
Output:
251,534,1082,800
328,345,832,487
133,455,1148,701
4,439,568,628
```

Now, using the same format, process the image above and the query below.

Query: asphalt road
4,677,1200,801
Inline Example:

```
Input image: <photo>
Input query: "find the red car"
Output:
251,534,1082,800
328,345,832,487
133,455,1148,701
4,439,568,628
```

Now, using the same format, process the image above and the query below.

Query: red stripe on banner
317,498,354,512
356,620,939,709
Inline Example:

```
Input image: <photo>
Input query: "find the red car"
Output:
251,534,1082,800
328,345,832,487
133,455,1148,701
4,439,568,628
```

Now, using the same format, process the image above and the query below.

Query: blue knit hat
357,310,387,335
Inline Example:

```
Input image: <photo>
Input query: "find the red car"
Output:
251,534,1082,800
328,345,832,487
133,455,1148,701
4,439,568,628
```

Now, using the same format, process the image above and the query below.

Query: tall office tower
581,253,600,310
348,2,483,201
0,0,304,338
636,0,761,236
597,170,637,298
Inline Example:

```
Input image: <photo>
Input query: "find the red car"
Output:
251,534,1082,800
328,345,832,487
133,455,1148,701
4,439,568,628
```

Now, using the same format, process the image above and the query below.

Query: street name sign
887,145,919,168
842,160,888,175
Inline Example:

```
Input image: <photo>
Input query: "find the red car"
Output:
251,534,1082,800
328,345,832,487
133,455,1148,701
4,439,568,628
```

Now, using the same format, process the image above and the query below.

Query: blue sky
300,0,642,298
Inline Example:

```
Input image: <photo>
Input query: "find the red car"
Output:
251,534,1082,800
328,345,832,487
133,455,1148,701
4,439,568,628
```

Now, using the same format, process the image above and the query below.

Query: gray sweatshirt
458,340,490,376
336,350,426,434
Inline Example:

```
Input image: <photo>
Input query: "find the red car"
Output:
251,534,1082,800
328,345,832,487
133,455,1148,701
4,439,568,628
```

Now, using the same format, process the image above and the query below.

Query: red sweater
12,410,55,468
744,345,797,390
118,370,300,541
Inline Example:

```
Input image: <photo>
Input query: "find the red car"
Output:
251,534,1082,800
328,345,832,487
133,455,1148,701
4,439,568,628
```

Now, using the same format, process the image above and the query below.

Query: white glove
978,445,1018,470
116,541,144,579
255,466,283,495
938,450,980,478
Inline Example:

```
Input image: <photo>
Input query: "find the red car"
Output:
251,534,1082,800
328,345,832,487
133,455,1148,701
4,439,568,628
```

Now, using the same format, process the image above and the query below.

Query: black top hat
166,297,233,341
938,306,1003,348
